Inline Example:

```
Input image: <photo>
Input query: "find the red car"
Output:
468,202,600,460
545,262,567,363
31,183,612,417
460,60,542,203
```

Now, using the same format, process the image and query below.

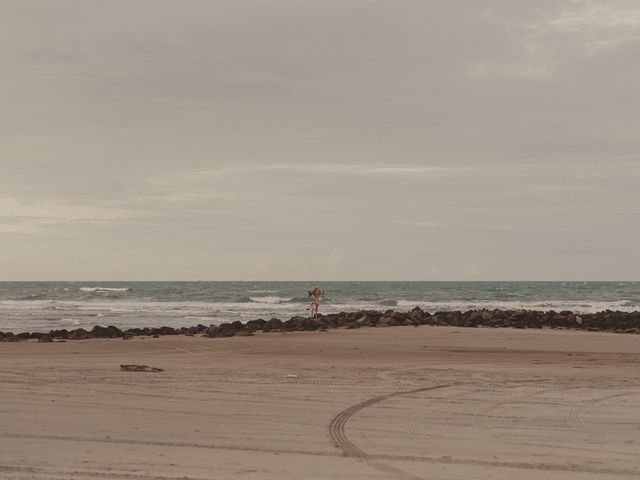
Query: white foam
393,299,636,314
80,287,131,293
249,296,293,304
59,318,82,325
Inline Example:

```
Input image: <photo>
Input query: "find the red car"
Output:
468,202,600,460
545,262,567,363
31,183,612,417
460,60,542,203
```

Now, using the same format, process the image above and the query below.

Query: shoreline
2,306,640,342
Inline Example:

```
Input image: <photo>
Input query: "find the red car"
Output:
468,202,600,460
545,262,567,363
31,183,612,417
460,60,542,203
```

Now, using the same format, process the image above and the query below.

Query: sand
1,326,640,479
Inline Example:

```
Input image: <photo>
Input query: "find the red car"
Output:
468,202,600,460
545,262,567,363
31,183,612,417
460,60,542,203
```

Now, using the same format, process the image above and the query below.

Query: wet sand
1,326,640,479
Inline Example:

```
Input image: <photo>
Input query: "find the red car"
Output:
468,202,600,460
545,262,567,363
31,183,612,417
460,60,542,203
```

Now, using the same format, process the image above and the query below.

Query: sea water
0,281,638,333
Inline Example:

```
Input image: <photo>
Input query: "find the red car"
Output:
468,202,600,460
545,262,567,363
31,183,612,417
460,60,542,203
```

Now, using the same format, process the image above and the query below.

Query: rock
69,328,91,340
321,315,339,329
357,314,375,327
206,323,236,338
91,325,123,338
49,328,69,339
408,306,428,322
377,316,397,327
156,326,177,336
190,324,207,335
38,335,53,343
283,316,308,331
1,332,13,342
245,319,266,331
235,330,254,337
263,318,282,332
205,325,218,337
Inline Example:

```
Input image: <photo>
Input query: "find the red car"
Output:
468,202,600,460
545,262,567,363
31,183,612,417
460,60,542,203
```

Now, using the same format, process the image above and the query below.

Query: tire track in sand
565,391,635,433
328,384,453,479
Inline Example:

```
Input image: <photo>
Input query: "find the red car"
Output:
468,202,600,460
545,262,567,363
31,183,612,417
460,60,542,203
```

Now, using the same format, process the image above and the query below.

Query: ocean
0,281,639,333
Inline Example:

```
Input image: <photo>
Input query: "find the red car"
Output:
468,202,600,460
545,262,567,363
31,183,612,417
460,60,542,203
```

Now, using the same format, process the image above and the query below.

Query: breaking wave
80,287,131,293
249,296,293,304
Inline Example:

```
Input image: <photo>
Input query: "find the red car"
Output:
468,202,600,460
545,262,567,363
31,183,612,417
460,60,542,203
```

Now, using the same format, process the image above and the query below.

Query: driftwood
120,364,164,372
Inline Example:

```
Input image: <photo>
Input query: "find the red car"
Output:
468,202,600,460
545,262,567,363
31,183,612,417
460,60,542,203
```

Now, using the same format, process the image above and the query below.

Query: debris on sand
120,364,164,372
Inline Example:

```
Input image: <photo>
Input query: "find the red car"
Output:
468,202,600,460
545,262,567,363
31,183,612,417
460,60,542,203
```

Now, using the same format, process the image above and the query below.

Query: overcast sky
1,0,639,280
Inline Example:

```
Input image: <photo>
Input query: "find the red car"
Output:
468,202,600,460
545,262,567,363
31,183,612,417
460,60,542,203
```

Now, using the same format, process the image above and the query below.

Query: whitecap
249,296,293,304
80,287,131,293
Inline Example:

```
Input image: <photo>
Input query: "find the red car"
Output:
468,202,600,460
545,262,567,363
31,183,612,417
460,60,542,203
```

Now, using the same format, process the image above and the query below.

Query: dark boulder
49,328,69,340
245,319,266,332
192,324,207,334
206,323,236,338
358,314,377,327
408,306,429,323
69,328,91,340
283,316,308,331
151,326,177,336
235,330,254,337
185,325,205,335
91,325,123,338
320,314,340,329
230,320,244,331
263,318,282,332
377,316,397,327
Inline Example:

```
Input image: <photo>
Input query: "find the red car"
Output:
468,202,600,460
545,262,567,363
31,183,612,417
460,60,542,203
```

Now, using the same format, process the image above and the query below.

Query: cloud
395,218,588,234
551,1,640,30
466,0,640,79
173,163,455,179
395,220,439,228
0,197,137,235
466,60,555,80
135,163,468,204
0,223,43,235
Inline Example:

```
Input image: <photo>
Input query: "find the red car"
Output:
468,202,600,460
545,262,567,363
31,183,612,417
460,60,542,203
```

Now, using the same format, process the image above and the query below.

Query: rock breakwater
2,307,640,342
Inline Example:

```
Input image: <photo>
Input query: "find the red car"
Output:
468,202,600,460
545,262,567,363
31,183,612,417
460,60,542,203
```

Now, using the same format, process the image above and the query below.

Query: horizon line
0,279,638,283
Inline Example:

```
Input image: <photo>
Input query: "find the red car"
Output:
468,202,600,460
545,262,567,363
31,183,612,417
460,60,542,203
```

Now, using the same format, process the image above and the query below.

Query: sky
1,0,639,281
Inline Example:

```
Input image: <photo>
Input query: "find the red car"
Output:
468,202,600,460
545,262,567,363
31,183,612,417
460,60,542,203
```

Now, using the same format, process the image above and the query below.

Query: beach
2,326,640,479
